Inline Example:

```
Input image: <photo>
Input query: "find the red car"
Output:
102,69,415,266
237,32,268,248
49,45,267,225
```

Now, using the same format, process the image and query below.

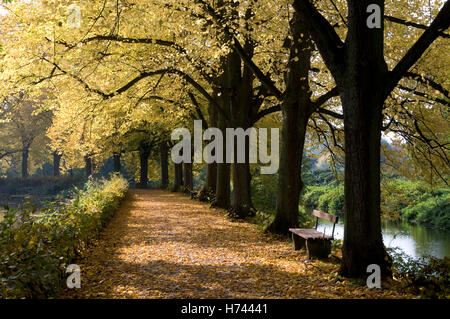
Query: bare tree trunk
292,0,393,278
183,162,193,193
21,148,29,178
160,142,169,189
139,149,150,188
84,155,92,177
227,31,255,218
172,162,183,192
229,139,254,218
212,112,230,209
335,0,390,278
267,116,309,234
53,151,62,177
113,152,121,173
199,103,218,201
266,14,312,234
204,163,217,192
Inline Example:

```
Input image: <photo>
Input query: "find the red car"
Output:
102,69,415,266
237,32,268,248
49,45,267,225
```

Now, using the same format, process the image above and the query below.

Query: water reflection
316,220,450,260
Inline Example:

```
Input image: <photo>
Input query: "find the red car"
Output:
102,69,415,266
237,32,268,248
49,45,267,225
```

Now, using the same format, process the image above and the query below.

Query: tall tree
266,14,314,234
160,142,169,189
113,152,121,173
292,0,450,277
53,151,62,177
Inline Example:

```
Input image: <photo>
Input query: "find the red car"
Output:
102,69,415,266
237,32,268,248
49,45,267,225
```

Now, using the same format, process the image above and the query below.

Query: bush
302,185,327,209
381,179,450,229
402,194,450,229
302,185,344,216
0,174,128,298
251,172,278,214
389,247,450,298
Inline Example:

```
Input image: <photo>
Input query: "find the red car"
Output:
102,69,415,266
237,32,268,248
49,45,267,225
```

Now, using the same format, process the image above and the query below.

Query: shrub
381,179,450,229
302,186,327,209
389,247,450,298
0,174,128,298
251,173,278,214
302,185,344,216
402,194,450,229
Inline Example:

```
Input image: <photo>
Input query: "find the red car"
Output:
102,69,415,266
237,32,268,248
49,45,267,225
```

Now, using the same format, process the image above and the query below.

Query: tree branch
385,15,450,39
188,92,208,127
405,72,449,99
292,0,345,77
386,0,450,95
311,86,339,110
195,0,283,99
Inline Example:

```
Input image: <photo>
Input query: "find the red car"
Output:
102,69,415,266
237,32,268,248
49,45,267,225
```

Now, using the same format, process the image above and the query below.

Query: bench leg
292,234,306,250
306,239,331,259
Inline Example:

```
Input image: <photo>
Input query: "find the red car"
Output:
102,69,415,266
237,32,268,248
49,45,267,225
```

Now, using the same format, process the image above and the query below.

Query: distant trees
0,93,52,177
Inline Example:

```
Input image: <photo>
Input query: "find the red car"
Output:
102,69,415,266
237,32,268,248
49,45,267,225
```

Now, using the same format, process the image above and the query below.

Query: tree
292,0,450,277
159,141,169,189
0,92,52,178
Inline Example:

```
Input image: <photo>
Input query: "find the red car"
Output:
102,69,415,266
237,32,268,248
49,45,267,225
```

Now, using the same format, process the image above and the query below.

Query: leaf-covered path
60,189,413,299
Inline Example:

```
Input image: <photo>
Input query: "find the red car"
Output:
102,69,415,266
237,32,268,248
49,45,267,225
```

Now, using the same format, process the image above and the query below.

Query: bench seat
288,210,338,260
289,228,333,240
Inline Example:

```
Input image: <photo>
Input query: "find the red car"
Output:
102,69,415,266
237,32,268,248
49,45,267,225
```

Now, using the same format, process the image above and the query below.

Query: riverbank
302,179,449,231
317,219,450,260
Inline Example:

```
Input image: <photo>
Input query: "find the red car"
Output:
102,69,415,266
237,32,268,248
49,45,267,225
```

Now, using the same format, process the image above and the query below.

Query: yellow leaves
59,189,414,299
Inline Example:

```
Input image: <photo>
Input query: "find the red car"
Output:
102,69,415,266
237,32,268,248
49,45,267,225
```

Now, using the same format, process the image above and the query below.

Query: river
317,219,450,260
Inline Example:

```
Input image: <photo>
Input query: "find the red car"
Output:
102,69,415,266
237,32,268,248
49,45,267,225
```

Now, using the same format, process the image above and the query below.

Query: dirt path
60,189,412,298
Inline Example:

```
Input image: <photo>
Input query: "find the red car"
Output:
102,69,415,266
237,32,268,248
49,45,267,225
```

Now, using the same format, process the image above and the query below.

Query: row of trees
0,0,448,278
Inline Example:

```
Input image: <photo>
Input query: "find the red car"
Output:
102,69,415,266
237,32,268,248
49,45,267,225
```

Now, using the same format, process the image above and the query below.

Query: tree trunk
339,77,390,277
199,103,218,200
84,155,92,177
212,112,230,209
229,131,254,218
53,151,62,177
113,153,121,173
21,148,29,178
292,0,394,277
183,162,193,193
266,14,312,234
227,31,255,218
214,161,230,209
204,163,217,192
160,142,169,189
267,115,309,234
229,161,253,218
338,0,391,278
139,149,150,188
172,162,183,192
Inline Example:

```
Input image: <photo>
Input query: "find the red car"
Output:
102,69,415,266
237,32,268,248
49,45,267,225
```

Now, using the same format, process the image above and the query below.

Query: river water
317,219,450,260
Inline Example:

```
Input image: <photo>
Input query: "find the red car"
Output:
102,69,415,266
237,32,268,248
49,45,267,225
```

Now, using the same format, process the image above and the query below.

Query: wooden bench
289,209,338,259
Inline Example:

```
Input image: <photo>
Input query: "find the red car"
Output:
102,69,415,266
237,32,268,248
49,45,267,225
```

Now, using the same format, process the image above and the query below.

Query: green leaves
0,174,128,298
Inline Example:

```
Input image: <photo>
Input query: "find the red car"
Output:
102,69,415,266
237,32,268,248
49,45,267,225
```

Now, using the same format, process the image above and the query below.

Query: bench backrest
313,209,338,238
